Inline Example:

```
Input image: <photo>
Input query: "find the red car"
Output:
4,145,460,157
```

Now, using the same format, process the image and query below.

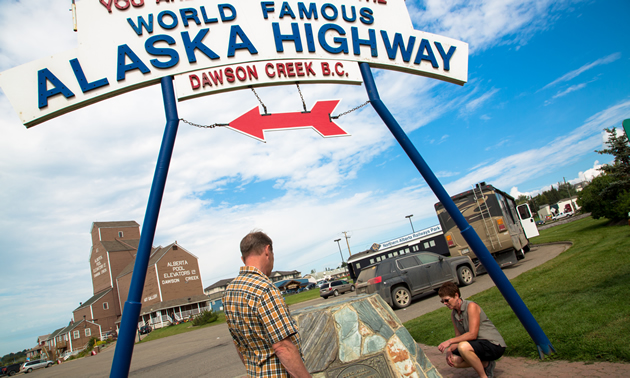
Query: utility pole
342,231,352,257
334,238,344,264
563,177,576,211
405,214,415,233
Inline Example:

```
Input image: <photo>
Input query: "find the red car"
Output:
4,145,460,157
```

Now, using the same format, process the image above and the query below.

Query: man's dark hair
240,230,273,260
438,281,461,298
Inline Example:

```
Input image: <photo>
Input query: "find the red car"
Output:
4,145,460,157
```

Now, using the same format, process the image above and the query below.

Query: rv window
388,253,392,258
376,256,381,262
424,242,430,249
430,240,436,247
405,248,410,254
393,251,398,256
517,204,531,220
355,263,361,269
369,259,374,264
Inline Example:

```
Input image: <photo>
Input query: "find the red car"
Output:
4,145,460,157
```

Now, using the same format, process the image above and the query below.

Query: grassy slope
403,217,630,362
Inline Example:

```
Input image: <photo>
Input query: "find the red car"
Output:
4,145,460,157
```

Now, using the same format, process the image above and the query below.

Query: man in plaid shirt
223,231,311,377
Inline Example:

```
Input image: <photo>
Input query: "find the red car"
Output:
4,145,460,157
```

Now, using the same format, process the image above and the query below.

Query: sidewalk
419,344,629,378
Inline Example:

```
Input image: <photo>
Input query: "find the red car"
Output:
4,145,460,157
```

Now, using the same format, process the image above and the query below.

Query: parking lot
28,243,569,378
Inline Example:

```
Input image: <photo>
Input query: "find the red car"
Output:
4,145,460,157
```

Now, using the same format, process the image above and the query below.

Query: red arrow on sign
227,100,349,142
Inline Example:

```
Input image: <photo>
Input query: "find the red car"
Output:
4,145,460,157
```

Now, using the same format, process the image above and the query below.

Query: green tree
577,128,630,220
516,195,528,205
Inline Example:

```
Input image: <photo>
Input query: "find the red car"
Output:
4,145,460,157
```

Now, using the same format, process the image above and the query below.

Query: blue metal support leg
359,63,555,358
110,76,180,377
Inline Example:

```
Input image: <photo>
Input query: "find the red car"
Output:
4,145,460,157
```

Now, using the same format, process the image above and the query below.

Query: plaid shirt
223,266,303,377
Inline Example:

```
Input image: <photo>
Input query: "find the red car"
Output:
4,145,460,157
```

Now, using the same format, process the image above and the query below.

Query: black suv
1,363,21,377
355,251,475,309
139,325,152,335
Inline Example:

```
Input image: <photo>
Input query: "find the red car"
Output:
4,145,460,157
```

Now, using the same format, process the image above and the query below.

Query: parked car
139,325,152,335
1,363,21,376
20,360,53,373
552,212,572,221
355,251,476,309
535,220,545,226
319,280,355,299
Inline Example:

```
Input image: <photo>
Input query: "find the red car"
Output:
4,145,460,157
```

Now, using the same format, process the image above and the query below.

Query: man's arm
272,337,311,378
438,303,482,352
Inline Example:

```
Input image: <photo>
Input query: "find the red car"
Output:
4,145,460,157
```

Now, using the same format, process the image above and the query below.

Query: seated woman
437,282,506,378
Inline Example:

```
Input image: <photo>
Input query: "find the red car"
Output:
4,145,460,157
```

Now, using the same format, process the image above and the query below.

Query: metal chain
179,118,229,129
330,101,370,119
250,86,268,115
296,83,307,112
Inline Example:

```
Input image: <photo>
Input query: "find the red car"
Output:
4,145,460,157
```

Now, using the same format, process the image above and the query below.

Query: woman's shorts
452,339,505,361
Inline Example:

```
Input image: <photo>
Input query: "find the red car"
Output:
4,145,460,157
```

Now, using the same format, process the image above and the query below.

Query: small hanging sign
227,100,348,142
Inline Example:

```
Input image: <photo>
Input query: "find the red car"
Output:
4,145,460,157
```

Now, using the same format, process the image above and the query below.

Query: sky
0,0,628,356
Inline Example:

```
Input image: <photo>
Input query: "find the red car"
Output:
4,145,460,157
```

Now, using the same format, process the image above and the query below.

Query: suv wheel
457,266,474,286
9,371,16,376
27,368,33,373
47,363,53,367
333,290,339,297
392,286,411,309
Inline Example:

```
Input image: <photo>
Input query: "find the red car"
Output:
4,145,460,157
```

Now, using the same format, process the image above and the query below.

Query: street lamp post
334,238,344,264
405,214,415,233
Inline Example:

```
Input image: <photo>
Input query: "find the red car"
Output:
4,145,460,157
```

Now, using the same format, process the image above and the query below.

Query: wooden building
116,242,208,328
73,221,208,334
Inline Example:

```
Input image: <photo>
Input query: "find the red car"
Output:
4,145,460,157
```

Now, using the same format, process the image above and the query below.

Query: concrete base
291,293,442,378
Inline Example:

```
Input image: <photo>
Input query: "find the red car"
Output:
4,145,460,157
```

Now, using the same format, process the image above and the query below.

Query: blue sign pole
359,63,555,358
110,76,180,377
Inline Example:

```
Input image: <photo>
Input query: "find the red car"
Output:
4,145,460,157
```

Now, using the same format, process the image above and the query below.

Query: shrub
191,310,218,326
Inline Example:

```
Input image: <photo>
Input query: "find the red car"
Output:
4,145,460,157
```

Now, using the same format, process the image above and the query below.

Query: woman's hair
438,281,461,298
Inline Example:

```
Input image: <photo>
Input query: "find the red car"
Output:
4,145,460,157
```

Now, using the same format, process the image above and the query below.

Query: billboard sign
0,0,468,127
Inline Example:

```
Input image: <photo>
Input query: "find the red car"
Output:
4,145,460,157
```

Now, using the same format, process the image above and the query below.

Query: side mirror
439,256,444,261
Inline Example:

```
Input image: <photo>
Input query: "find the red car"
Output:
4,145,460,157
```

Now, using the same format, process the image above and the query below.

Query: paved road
32,243,570,378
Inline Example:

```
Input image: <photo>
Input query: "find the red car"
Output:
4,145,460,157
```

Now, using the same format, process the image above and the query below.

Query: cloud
510,160,604,198
461,88,500,116
541,52,621,91
552,83,588,99
409,0,575,53
444,99,630,194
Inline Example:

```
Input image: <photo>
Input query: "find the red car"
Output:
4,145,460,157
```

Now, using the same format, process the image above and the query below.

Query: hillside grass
403,217,630,362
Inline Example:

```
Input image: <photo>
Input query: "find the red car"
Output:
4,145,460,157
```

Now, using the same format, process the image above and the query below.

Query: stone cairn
291,293,442,378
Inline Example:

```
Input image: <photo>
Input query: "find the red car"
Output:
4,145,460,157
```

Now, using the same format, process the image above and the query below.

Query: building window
103,302,109,310
85,328,91,337
73,330,80,339
118,231,123,237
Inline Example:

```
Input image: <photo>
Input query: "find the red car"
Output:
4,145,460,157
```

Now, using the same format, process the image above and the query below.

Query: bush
191,310,218,327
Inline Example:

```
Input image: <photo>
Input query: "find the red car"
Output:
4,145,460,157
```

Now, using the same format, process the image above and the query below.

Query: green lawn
403,217,630,362
135,288,323,343
137,312,226,343
283,288,321,306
